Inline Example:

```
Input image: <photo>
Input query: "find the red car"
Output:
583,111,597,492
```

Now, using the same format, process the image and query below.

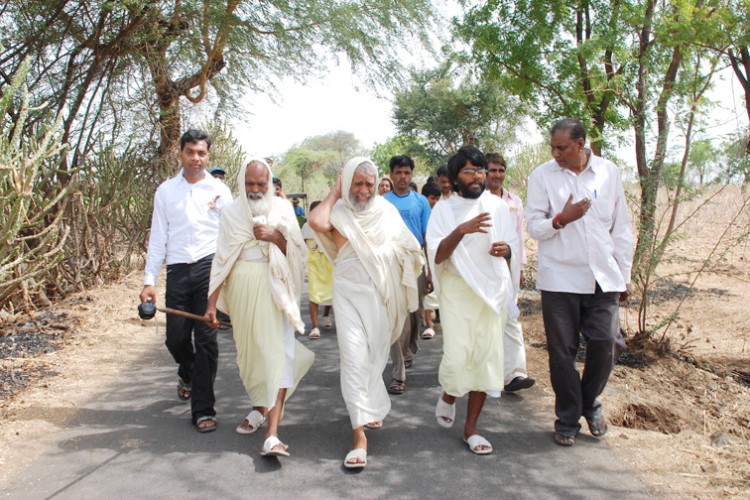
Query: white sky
231,64,397,159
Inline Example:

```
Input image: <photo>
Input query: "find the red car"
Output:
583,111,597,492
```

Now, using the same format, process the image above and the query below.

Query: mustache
247,191,264,200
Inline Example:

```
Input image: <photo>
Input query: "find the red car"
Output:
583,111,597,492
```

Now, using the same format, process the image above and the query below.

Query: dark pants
165,254,218,423
541,285,626,436
390,270,425,381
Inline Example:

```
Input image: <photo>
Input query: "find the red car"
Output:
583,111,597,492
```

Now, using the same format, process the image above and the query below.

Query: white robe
314,157,423,428
426,192,520,397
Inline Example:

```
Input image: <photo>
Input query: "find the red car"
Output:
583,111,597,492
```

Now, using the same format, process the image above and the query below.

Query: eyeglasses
460,167,487,176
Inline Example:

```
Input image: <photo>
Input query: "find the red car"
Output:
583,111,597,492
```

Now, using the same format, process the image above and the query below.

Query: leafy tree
392,64,524,165
370,134,435,175
458,0,728,336
1,0,436,176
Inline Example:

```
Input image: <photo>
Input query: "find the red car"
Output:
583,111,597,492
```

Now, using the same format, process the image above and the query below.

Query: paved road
2,289,651,499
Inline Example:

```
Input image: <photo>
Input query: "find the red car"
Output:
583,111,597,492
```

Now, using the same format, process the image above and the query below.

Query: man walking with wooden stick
139,129,232,433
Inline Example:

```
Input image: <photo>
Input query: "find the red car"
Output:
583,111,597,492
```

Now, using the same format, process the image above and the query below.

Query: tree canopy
0,0,436,176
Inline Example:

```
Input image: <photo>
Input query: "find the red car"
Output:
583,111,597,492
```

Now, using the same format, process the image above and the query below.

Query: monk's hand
253,223,278,242
459,212,491,235
139,285,156,306
425,276,434,294
332,168,343,200
489,241,510,258
558,194,591,225
205,306,219,329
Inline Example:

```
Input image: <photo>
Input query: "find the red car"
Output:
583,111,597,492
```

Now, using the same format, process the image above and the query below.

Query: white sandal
236,409,265,435
322,316,333,329
260,436,290,457
309,327,321,339
435,396,455,428
464,434,493,455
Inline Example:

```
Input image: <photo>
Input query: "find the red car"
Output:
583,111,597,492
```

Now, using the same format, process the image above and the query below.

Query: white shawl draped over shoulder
313,157,423,344
426,192,520,318
208,159,307,332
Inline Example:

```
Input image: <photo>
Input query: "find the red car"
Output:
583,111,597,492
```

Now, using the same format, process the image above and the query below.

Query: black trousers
165,254,218,422
541,285,626,435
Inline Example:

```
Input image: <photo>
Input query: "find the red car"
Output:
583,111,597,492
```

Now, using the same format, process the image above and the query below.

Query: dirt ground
1,186,749,497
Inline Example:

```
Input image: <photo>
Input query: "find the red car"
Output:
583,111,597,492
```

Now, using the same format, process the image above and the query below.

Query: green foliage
391,63,525,169
720,132,750,183
505,142,551,202
370,135,434,176
1,59,70,309
276,130,366,197
1,0,437,169
202,120,247,196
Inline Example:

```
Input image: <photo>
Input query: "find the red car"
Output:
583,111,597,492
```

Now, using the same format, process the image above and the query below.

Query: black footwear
553,431,576,446
504,376,536,392
404,357,413,369
586,412,609,437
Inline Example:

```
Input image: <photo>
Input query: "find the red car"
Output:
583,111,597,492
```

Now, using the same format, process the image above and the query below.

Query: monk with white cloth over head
205,159,314,458
308,157,422,469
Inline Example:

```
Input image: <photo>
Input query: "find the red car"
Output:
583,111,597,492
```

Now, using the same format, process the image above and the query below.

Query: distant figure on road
526,118,633,447
309,157,422,469
436,165,453,201
427,145,520,455
486,152,535,393
139,129,232,433
209,167,226,182
301,200,333,339
205,159,314,458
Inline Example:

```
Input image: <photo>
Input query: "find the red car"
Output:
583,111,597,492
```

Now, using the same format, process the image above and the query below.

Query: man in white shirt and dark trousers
139,129,233,433
526,118,634,447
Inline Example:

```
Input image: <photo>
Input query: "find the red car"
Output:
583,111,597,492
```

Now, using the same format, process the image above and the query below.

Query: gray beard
247,192,271,216
349,194,373,212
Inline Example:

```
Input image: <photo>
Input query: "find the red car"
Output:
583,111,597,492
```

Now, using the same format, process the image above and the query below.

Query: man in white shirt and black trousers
526,118,634,447
139,129,233,433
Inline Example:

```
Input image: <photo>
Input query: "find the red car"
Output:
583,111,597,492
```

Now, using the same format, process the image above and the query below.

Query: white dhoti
224,259,314,408
333,252,391,429
438,271,505,398
503,292,528,384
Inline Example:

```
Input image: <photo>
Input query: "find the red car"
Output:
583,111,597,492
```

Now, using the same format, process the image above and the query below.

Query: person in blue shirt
292,198,305,217
383,155,433,394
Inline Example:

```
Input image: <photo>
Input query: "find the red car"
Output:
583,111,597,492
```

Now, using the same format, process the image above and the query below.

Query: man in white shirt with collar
139,129,233,433
526,118,633,447
486,152,535,393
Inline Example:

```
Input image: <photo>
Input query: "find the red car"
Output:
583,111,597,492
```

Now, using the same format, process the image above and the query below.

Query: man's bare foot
346,427,368,466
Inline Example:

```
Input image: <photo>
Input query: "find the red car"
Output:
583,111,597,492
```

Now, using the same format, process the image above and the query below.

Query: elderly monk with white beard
308,157,423,469
205,159,314,458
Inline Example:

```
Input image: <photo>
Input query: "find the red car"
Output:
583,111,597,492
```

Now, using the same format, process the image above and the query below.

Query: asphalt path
2,287,651,499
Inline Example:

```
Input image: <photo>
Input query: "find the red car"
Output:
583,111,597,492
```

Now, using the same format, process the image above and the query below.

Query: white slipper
309,327,321,339
464,434,493,455
236,410,265,435
260,436,290,457
344,448,367,469
435,396,455,428
322,317,333,329
421,327,435,339
364,420,383,430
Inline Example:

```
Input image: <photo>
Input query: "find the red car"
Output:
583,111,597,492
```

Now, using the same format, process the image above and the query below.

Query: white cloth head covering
209,158,307,332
